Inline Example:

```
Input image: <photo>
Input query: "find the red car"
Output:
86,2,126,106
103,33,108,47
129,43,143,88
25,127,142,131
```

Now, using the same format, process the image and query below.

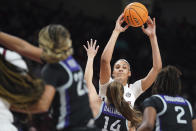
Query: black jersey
142,94,194,131
95,102,128,131
41,56,93,130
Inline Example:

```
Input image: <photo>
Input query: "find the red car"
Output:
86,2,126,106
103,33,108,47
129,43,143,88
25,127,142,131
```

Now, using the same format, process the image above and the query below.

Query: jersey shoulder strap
152,94,167,116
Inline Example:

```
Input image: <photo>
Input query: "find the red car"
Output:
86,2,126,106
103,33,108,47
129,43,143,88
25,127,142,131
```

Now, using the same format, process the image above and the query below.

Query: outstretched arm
141,17,162,91
100,13,129,85
0,32,42,63
84,39,101,118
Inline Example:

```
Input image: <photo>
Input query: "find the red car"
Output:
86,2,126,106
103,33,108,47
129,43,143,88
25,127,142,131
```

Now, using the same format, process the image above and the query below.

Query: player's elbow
101,52,111,63
100,56,110,66
35,100,51,113
153,63,162,73
141,123,154,131
37,104,50,113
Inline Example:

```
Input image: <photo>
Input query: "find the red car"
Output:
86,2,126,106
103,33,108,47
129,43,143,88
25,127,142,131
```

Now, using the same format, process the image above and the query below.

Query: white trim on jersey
56,62,73,130
185,100,193,118
153,95,167,116
94,101,104,120
153,95,167,131
0,47,28,70
125,120,129,130
155,115,159,131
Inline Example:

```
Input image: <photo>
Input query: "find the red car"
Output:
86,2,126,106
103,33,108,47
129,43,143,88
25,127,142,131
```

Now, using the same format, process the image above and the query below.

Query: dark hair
106,81,141,127
0,55,45,110
113,59,131,71
152,65,182,96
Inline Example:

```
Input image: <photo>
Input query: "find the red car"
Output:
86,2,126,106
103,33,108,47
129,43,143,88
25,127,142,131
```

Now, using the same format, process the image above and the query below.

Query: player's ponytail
106,81,142,127
0,55,45,110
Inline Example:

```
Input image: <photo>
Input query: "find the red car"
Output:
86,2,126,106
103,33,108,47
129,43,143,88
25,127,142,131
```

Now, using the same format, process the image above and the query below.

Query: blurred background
0,0,196,130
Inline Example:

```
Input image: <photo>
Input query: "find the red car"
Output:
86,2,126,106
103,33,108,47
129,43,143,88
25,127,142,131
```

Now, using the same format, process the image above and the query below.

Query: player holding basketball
84,39,141,131
99,13,162,130
137,65,196,131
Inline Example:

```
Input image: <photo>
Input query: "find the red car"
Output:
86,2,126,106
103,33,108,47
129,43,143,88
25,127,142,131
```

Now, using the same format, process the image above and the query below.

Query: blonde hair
39,24,73,63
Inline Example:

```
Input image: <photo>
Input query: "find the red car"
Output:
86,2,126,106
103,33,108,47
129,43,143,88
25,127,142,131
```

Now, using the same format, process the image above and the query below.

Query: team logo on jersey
127,101,132,105
125,92,131,98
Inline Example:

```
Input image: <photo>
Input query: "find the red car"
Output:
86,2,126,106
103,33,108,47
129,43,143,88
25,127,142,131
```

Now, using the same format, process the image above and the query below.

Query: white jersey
0,48,28,70
0,98,17,131
99,78,143,107
0,48,27,131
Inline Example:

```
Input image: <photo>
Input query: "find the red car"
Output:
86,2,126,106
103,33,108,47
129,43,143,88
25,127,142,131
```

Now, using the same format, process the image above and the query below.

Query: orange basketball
123,2,148,27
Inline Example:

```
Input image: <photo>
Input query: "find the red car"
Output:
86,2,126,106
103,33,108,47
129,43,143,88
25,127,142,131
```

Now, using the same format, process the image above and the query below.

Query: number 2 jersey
142,94,195,131
41,56,93,130
95,101,128,131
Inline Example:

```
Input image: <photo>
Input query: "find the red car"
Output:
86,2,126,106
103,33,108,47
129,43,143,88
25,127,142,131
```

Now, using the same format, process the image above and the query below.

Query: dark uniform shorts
58,126,101,131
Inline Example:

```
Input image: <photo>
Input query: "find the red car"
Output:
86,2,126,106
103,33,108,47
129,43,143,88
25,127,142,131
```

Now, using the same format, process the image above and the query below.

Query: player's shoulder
41,62,65,77
144,95,160,103
129,79,141,87
42,63,61,70
128,80,142,94
142,95,163,108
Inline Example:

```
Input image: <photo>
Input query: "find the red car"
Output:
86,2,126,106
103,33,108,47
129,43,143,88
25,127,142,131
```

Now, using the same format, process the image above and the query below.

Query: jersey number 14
102,116,121,131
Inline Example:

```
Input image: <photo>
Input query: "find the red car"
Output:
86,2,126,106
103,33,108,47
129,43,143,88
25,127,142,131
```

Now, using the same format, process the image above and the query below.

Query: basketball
123,2,148,27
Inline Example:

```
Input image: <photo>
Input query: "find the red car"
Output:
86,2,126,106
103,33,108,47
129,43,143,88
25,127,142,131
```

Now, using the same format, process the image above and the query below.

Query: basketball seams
129,8,145,25
129,5,148,14
124,10,131,25
128,9,135,26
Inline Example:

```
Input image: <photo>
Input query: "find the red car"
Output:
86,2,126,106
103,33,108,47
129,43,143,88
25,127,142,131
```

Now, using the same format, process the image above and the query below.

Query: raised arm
0,32,42,63
83,39,101,117
141,17,162,91
100,13,129,85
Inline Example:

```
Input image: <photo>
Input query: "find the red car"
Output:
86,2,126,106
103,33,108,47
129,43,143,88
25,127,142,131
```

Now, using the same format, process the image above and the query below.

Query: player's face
112,60,131,83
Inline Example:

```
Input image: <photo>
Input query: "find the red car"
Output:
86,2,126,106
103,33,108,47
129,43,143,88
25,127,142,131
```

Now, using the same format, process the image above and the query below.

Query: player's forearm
149,34,162,71
137,122,154,131
101,30,120,63
192,119,196,131
137,126,153,131
84,57,94,85
0,32,42,62
12,105,47,114
12,85,55,114
0,32,26,52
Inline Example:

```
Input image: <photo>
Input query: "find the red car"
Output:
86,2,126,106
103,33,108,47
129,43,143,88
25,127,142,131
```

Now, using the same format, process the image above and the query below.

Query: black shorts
58,126,101,131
